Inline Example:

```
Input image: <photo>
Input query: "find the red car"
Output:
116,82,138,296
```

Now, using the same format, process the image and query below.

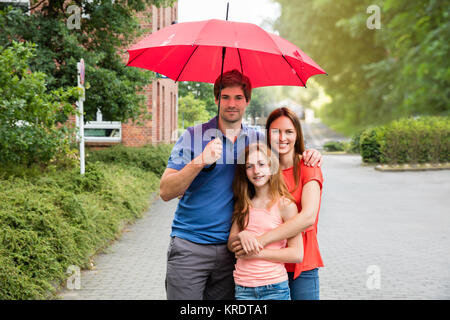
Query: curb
375,163,450,172
323,151,348,155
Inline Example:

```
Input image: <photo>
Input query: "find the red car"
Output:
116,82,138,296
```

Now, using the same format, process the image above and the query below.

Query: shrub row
87,144,173,177
323,141,346,152
0,160,161,299
358,116,449,164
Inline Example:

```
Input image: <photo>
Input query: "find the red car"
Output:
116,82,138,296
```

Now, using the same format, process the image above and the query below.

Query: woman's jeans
288,268,320,300
235,280,291,300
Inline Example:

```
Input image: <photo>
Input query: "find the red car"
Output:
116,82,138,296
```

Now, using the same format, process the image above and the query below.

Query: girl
232,107,324,300
227,142,303,300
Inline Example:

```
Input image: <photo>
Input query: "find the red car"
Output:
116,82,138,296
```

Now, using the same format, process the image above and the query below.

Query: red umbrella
126,19,326,88
126,11,326,172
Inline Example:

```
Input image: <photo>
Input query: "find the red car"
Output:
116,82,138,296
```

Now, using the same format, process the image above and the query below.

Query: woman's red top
282,158,324,279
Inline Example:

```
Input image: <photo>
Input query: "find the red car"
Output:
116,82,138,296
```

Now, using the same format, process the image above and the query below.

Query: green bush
380,117,449,164
0,41,78,167
348,131,363,154
359,126,385,163
87,144,173,177
323,141,345,152
0,162,160,299
359,116,449,164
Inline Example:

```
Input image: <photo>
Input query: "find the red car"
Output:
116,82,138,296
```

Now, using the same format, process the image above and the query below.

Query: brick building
119,2,179,147
4,0,179,147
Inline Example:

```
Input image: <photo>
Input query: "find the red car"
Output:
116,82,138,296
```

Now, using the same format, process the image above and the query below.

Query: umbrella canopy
126,19,326,88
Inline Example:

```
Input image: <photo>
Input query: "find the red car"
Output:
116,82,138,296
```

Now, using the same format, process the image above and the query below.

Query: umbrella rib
175,45,199,82
126,48,149,66
282,55,307,88
237,48,244,75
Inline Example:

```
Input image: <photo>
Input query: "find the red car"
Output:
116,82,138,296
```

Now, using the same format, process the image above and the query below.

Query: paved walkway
58,195,176,300
302,121,349,150
57,154,450,300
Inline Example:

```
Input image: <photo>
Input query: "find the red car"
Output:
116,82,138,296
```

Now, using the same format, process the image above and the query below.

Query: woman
232,107,324,300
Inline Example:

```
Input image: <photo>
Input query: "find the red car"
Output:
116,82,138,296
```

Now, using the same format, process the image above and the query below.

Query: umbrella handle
202,3,228,173
202,162,216,172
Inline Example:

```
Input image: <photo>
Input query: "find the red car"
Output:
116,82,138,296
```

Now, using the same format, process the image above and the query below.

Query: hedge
0,143,173,299
87,144,174,177
359,116,449,164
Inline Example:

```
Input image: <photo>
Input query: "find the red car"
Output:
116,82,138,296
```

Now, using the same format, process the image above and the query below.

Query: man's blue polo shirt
167,117,263,244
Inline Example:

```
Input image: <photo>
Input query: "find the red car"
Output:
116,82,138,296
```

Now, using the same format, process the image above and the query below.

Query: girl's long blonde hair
232,143,295,231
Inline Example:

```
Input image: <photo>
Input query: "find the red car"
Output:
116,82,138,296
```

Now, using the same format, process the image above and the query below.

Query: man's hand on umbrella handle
202,138,223,165
302,148,323,167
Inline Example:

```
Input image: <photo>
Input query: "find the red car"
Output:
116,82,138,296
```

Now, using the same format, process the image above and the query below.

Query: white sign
77,59,86,175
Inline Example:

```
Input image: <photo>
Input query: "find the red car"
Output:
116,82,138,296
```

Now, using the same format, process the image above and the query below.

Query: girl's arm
228,221,263,254
241,200,303,263
258,181,321,247
233,180,321,255
256,232,303,263
227,221,241,252
160,138,222,201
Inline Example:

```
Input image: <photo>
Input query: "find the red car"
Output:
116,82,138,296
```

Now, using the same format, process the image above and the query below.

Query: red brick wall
121,2,178,147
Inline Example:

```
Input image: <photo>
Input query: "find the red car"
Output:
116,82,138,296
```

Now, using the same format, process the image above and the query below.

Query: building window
157,81,160,141
0,0,30,15
157,6,161,30
162,85,165,141
83,109,122,143
170,92,175,136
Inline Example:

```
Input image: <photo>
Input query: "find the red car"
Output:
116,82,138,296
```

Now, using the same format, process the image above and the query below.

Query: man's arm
159,138,223,201
159,156,204,201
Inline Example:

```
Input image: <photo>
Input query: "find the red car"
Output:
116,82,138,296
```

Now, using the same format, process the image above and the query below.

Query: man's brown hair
214,69,252,102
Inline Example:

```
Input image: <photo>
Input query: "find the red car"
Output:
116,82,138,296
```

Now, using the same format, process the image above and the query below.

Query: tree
0,41,78,166
177,93,211,128
246,87,275,125
273,0,450,131
0,0,172,122
178,81,217,117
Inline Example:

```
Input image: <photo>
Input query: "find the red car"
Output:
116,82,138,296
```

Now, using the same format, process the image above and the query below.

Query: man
160,69,322,300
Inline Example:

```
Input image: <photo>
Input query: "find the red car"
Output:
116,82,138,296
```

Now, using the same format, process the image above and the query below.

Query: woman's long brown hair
265,107,305,193
232,143,295,231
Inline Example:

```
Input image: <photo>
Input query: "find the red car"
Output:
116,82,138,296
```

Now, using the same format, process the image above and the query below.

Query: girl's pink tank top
233,198,288,287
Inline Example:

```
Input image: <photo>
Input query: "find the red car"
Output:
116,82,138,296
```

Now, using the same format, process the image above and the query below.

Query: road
302,120,349,150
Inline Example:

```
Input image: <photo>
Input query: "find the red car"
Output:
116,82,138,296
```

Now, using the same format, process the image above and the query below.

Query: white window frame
84,109,122,143
0,0,30,15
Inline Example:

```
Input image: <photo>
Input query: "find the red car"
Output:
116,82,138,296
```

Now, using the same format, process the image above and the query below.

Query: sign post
76,59,86,175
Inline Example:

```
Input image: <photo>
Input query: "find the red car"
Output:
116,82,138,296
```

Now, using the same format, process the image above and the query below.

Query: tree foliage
0,41,79,166
246,87,275,124
178,81,217,117
274,0,450,130
177,93,211,128
0,0,173,122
